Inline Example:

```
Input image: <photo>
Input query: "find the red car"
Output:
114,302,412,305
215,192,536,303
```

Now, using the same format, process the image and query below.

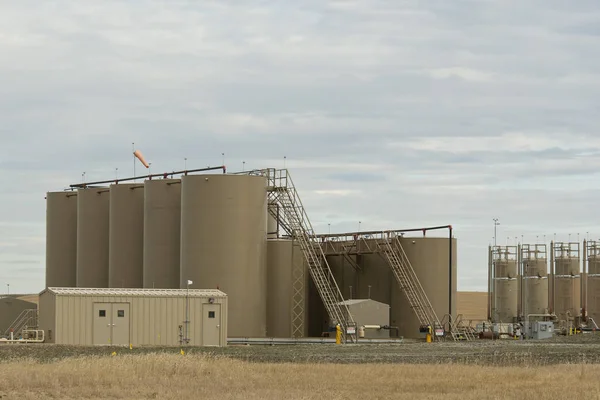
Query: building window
118,310,125,317
99,310,106,317
208,311,215,318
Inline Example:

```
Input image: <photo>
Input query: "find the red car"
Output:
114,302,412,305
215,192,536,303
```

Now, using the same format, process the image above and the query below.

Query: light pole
328,223,331,234
6,284,9,296
493,219,500,247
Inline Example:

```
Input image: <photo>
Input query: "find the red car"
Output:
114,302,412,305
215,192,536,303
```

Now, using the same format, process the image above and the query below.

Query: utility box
337,299,390,339
528,321,554,340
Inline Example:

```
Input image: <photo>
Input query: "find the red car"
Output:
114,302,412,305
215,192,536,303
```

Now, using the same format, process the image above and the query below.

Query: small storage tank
45,191,78,288
266,239,308,337
552,242,581,323
585,241,600,324
494,279,518,322
76,187,110,288
108,183,144,288
521,244,549,316
143,179,181,289
180,174,267,337
391,237,457,339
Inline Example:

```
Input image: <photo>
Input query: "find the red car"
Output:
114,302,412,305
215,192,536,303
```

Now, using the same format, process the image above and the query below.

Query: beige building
38,288,227,346
338,299,390,339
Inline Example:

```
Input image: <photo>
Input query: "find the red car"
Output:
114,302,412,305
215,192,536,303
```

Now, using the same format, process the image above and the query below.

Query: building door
92,303,131,345
111,303,130,345
93,303,112,345
202,304,221,346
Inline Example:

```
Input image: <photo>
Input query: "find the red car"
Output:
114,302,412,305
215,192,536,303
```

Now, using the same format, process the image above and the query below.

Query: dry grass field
0,353,599,399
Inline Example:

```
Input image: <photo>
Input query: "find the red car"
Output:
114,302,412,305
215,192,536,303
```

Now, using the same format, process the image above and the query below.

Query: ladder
376,234,443,339
4,309,38,338
265,169,356,342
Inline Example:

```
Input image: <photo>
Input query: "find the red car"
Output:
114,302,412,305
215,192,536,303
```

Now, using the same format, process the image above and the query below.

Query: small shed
338,299,390,339
38,287,227,346
0,296,38,337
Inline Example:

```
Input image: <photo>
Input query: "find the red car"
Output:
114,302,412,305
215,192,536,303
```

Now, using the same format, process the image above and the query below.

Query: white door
93,303,112,345
202,304,221,346
111,303,130,345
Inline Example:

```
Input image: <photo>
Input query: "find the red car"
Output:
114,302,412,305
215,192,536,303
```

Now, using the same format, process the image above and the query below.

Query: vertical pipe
518,244,523,320
487,245,492,321
583,239,588,319
550,241,555,313
448,226,453,331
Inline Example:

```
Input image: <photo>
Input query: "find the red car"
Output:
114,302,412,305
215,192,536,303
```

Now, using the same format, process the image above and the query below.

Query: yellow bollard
426,333,432,343
335,324,342,345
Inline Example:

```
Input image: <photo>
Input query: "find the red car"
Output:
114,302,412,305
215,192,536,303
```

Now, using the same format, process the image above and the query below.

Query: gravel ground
2,333,600,365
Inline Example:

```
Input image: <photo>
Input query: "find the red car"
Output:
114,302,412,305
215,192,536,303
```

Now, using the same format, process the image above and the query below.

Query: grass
0,353,599,399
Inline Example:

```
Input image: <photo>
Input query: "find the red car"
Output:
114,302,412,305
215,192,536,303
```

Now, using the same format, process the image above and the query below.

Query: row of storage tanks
488,242,600,326
46,173,456,338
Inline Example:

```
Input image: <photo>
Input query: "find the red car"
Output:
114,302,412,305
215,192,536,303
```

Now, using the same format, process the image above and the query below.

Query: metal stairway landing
4,309,37,338
376,234,443,340
264,168,356,343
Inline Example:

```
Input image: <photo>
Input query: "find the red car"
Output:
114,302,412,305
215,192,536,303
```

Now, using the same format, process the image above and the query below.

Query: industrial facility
487,240,600,339
0,164,467,346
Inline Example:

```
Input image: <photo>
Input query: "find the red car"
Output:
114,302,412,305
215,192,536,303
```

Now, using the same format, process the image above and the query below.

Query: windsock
133,149,149,168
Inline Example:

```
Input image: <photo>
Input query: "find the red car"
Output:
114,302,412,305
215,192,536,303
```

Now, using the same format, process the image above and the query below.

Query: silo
76,187,110,288
552,242,581,325
45,191,78,288
390,237,457,339
267,203,279,239
521,244,548,316
108,183,144,288
356,253,392,305
266,239,308,337
491,246,518,322
180,174,267,337
143,179,181,289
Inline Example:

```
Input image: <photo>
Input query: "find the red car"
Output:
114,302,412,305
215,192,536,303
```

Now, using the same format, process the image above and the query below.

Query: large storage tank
108,183,144,288
45,191,78,288
391,237,457,339
180,174,267,337
522,244,549,316
143,179,181,289
76,187,110,288
266,239,308,337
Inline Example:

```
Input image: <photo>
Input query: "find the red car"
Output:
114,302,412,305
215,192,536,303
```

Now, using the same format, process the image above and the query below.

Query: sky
1,0,600,294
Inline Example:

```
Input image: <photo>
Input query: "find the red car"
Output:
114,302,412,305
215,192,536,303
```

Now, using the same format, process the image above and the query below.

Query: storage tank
180,174,267,337
45,191,78,288
390,237,457,339
521,244,549,316
108,183,144,288
552,242,581,323
490,246,518,322
143,179,181,289
267,203,279,239
585,241,600,325
266,239,308,337
76,187,110,288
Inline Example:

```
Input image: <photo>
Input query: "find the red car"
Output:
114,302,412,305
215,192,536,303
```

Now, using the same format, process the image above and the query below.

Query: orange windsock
133,150,149,168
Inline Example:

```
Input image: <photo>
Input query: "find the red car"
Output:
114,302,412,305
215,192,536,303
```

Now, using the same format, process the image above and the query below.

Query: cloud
1,0,600,293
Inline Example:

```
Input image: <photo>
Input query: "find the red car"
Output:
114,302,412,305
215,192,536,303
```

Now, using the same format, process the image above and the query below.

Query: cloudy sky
1,0,600,294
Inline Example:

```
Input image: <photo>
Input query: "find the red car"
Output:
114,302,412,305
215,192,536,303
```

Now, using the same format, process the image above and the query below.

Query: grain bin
76,187,110,288
266,239,308,337
143,179,181,289
45,191,78,288
180,174,267,337
108,183,144,288
391,237,457,339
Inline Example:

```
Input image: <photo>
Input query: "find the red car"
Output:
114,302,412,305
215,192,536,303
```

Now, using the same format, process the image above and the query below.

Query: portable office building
38,288,227,346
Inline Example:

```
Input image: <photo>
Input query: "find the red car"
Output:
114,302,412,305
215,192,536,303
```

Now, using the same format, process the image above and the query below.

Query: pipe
583,240,587,319
449,225,453,331
70,166,226,188
550,241,555,313
227,337,404,345
315,225,452,239
487,245,492,321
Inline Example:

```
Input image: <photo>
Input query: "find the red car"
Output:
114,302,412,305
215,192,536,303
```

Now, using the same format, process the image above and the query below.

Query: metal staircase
263,168,356,342
4,309,37,338
450,314,477,341
376,234,443,339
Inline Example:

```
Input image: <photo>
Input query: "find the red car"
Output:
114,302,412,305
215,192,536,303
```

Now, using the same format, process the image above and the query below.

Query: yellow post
426,333,432,343
335,324,342,345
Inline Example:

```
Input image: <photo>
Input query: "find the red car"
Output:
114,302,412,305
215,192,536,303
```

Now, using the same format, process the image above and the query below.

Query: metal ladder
4,309,38,338
376,234,443,339
265,169,356,342
450,314,477,341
